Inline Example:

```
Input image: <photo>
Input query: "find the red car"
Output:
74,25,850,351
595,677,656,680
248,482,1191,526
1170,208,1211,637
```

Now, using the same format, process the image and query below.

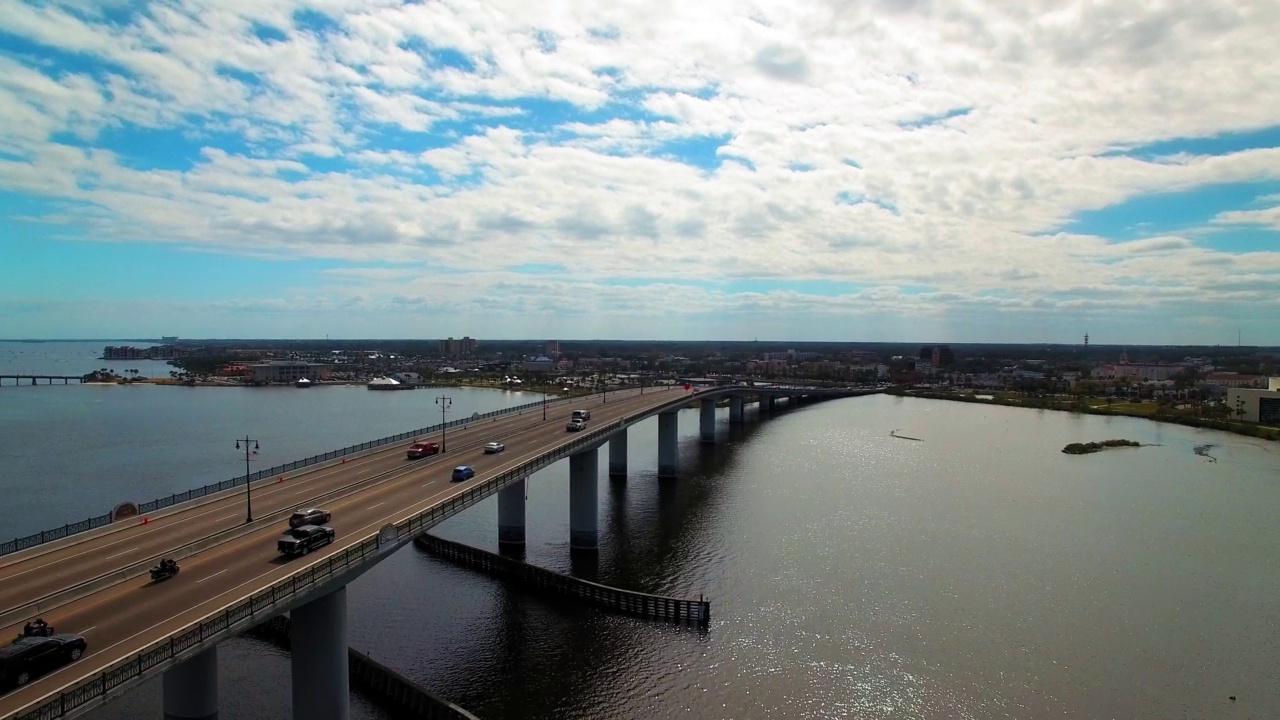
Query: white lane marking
366,502,385,510
104,548,135,561
9,392,659,689
81,626,97,634
196,569,229,584
7,393,628,579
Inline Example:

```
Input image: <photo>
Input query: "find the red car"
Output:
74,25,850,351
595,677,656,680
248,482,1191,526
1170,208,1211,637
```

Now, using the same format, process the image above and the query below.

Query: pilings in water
162,647,218,720
291,587,350,720
608,429,628,478
497,478,526,546
250,616,480,720
416,534,711,626
658,410,679,477
569,448,599,551
699,398,716,444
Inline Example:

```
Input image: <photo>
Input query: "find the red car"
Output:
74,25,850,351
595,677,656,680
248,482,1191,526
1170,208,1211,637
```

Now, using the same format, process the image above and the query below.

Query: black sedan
0,634,87,690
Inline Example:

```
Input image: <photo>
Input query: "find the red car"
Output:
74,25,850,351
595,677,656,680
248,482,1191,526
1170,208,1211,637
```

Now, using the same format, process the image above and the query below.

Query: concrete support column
291,587,350,720
608,430,628,478
658,411,679,478
729,396,745,424
497,479,526,546
699,398,716,444
163,647,218,720
569,448,599,551
765,396,775,412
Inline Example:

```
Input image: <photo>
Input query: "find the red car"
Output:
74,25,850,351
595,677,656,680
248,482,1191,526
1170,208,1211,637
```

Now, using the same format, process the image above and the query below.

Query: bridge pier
699,398,716,444
291,587,350,720
163,646,218,720
497,479,526,546
764,396,775,412
608,430,628,478
658,410,679,477
569,448,599,551
729,396,745,424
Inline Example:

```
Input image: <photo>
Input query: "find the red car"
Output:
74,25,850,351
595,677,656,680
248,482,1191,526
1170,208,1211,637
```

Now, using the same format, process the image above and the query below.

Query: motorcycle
13,621,54,642
150,560,180,582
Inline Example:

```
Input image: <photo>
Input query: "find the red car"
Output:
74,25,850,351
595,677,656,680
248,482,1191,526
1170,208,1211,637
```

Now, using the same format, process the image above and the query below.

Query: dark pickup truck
277,525,335,557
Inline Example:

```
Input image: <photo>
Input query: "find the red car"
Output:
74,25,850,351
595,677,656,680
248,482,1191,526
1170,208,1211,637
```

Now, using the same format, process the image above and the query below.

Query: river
1,342,1277,719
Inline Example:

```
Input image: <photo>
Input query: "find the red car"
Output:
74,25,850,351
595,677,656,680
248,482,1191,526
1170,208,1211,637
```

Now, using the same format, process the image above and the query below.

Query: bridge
0,383,876,720
0,375,84,386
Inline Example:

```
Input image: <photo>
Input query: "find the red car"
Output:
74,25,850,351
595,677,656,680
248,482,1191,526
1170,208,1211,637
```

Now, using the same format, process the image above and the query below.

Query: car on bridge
277,525,335,557
451,465,475,482
288,507,332,528
0,633,87,690
565,419,586,432
406,441,441,459
572,409,591,421
483,442,505,454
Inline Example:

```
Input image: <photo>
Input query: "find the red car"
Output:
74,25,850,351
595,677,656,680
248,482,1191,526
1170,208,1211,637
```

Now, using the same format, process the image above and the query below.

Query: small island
1062,439,1142,455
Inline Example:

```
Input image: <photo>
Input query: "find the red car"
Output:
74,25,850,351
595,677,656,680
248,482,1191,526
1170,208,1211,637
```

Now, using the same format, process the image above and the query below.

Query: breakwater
250,616,479,720
415,534,711,626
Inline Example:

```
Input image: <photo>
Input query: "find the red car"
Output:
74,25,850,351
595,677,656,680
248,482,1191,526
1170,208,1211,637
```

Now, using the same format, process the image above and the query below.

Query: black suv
1,634,87,690
288,508,332,528
277,525,335,557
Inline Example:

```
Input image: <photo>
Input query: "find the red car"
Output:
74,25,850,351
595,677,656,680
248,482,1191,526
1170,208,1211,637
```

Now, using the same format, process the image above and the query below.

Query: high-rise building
545,340,561,357
440,337,478,357
919,345,955,367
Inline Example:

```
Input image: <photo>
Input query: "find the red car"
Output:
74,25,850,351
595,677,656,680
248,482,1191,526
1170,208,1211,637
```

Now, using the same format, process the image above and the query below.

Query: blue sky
1,1,1278,343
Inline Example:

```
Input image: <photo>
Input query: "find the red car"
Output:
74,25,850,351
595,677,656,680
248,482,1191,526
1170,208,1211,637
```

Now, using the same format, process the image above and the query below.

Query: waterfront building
1226,379,1280,423
248,361,331,384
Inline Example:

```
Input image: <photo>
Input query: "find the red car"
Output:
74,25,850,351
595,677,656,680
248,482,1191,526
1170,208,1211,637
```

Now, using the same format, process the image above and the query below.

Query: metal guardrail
7,419,633,720
0,387,643,559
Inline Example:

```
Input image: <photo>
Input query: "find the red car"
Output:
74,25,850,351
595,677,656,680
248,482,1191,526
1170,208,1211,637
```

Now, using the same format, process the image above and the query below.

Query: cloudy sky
2,0,1278,344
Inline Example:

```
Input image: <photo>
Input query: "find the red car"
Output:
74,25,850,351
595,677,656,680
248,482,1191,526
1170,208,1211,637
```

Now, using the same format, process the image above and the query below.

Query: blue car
451,465,475,482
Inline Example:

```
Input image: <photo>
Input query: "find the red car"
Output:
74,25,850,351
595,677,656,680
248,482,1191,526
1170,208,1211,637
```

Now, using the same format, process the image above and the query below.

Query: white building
249,361,330,383
1226,378,1280,423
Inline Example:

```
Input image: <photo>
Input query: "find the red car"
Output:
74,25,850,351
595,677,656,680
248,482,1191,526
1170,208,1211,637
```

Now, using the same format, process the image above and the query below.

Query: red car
406,441,440,459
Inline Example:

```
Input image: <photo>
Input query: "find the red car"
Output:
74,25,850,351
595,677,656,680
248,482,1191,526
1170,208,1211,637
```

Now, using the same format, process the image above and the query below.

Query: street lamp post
235,436,260,523
542,390,548,420
436,395,452,452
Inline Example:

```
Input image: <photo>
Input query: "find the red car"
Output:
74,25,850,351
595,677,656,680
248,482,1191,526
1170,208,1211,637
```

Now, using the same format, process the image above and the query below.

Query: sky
1,0,1279,344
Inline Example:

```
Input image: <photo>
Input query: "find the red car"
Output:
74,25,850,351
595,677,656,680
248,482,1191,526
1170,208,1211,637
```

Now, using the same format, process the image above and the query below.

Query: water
0,340,175,378
3,343,1278,719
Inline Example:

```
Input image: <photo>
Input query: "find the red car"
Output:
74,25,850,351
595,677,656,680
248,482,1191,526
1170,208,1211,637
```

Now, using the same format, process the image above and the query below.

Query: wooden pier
0,374,84,386
416,533,711,626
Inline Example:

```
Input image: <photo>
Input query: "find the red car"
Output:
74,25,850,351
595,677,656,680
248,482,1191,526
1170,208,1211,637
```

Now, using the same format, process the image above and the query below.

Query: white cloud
1,0,1279,340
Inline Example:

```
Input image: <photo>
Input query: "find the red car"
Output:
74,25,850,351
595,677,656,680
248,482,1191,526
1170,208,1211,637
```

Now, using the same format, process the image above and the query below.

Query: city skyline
2,1,1279,343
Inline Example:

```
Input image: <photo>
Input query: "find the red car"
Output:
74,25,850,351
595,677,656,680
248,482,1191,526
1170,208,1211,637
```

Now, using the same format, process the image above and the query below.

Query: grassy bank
891,388,1280,442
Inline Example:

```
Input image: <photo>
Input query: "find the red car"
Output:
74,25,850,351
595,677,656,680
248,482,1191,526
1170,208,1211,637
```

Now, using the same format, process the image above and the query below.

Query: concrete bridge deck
0,384,871,719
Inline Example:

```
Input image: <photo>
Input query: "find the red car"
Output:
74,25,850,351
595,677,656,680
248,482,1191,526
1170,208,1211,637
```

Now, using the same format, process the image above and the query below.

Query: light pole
235,436,260,523
436,395,452,452
542,389,548,420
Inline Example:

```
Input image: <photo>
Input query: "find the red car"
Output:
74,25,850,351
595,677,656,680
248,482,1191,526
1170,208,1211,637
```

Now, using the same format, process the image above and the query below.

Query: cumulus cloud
1,0,1279,341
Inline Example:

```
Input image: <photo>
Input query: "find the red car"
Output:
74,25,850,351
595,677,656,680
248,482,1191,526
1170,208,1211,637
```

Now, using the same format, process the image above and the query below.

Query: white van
572,409,591,421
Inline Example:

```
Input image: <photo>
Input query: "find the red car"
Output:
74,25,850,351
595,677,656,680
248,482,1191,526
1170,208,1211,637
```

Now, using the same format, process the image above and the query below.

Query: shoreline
895,388,1280,443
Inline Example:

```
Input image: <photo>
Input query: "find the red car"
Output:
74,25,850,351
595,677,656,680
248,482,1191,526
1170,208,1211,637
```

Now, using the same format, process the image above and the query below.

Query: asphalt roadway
0,386,684,715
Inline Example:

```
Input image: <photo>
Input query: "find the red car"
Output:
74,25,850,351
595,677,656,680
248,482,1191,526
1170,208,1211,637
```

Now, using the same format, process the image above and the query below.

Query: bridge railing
0,386,645,559
9,420,630,720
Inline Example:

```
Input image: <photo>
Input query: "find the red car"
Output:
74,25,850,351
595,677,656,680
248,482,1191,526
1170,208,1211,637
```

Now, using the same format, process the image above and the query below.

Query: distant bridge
0,375,84,386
